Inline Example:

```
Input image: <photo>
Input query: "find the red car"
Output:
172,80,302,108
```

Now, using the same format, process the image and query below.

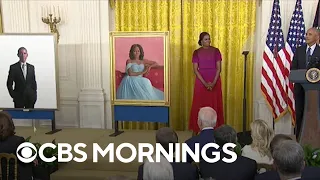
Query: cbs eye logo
16,142,38,163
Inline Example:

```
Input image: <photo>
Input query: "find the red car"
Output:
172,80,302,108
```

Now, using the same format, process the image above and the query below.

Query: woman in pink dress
189,32,225,134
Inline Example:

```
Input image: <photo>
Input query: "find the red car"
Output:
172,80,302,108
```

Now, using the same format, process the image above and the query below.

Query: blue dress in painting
116,63,164,100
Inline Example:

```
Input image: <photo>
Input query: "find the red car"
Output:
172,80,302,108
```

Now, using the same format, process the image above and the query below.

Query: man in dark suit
199,125,257,180
185,107,217,163
291,27,320,139
256,163,320,180
7,47,37,109
272,140,304,180
137,127,199,180
255,134,320,180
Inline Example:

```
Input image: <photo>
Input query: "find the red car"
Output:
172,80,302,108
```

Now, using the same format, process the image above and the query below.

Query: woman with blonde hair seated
241,119,274,166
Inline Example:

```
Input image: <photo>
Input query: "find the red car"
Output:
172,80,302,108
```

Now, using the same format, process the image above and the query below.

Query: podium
289,69,320,148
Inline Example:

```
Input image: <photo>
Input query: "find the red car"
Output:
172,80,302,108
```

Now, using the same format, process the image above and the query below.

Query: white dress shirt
287,177,301,180
201,127,214,131
20,62,27,79
306,43,317,56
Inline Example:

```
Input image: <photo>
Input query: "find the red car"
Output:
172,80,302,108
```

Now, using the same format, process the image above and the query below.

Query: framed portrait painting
110,31,170,106
0,33,59,110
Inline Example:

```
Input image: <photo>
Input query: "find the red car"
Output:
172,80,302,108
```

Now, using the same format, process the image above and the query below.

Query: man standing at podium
291,27,320,139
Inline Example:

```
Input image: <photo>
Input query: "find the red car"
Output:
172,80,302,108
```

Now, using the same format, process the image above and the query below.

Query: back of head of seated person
269,134,292,155
199,125,257,180
138,127,199,180
254,134,293,180
272,140,304,180
156,127,178,153
198,107,217,130
0,112,33,180
213,125,237,147
256,134,320,180
184,107,218,164
0,111,16,142
143,155,174,180
242,120,274,166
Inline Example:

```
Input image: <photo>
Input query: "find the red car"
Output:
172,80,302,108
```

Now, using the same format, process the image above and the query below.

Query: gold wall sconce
41,6,61,43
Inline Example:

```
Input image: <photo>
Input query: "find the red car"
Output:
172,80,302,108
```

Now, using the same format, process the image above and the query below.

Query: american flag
285,0,305,125
261,0,288,121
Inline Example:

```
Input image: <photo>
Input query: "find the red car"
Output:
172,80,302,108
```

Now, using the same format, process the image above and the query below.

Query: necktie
306,47,311,67
22,64,26,79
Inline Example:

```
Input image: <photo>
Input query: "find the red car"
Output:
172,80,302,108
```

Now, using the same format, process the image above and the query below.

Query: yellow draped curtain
115,0,256,132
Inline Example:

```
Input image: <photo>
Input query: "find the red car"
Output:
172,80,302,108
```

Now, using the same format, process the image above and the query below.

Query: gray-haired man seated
273,140,304,180
255,134,320,180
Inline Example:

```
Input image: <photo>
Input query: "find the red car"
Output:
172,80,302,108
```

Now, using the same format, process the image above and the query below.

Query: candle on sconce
41,6,43,17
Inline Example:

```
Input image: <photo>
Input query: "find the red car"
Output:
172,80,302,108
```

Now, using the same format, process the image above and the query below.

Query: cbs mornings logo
17,142,57,163
17,142,238,163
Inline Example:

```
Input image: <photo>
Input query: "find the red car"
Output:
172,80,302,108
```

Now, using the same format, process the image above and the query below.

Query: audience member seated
242,120,274,172
185,107,217,163
255,134,320,180
138,127,199,180
273,140,304,180
143,155,174,180
199,125,257,180
0,112,34,180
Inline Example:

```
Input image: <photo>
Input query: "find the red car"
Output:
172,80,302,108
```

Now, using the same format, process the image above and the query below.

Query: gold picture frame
110,31,170,106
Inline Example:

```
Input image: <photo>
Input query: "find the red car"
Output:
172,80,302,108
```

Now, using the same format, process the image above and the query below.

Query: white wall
0,0,114,129
254,0,318,134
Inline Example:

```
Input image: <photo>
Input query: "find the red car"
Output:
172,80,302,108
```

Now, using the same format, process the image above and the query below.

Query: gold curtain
115,0,256,132
115,0,182,130
182,0,256,132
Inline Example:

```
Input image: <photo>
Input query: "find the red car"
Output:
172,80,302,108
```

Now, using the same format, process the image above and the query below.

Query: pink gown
189,46,225,133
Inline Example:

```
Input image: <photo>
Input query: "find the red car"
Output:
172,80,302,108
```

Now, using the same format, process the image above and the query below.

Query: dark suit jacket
185,129,215,163
290,44,320,138
291,44,320,70
7,62,37,104
0,135,33,180
199,153,257,180
255,167,320,180
137,161,199,180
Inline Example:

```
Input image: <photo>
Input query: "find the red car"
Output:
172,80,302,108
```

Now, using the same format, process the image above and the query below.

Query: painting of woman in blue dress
116,44,164,100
